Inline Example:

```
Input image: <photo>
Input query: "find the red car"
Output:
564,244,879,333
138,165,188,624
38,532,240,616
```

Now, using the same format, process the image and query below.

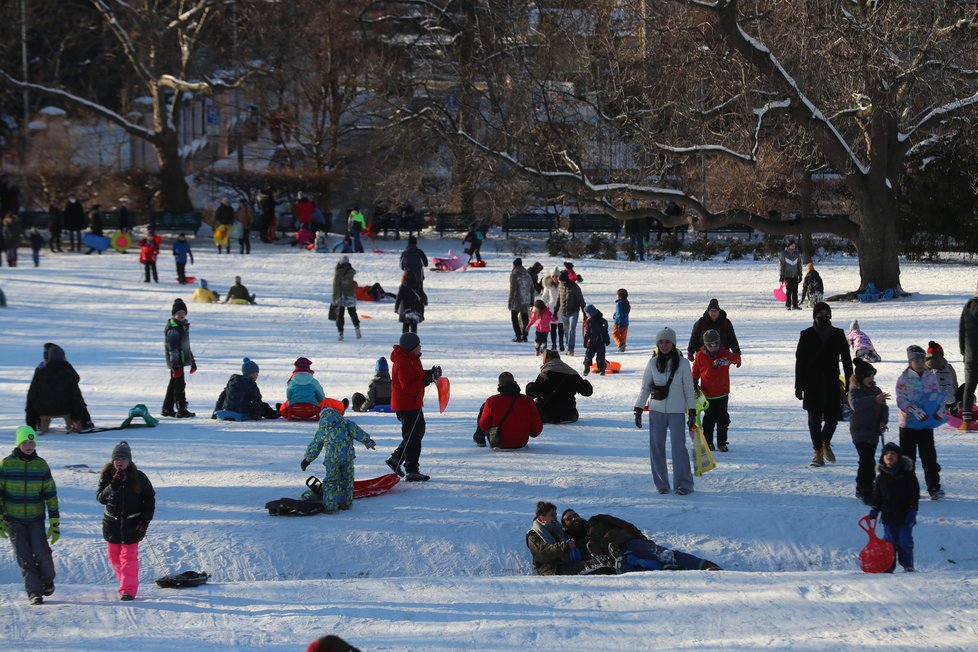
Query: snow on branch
899,91,978,144
158,75,213,94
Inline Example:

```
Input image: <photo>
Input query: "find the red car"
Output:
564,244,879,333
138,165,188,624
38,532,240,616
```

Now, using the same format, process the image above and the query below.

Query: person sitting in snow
278,357,346,420
299,408,376,514
847,320,881,363
212,357,278,421
473,372,543,449
561,508,722,572
525,350,593,424
526,501,585,576
351,357,392,412
191,278,219,303
25,343,95,433
224,276,256,304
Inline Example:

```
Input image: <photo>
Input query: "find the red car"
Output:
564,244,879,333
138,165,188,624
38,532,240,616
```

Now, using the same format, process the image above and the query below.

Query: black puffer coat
96,464,156,544
526,358,593,424
959,296,978,375
24,344,92,428
870,457,919,526
214,374,263,417
686,309,741,356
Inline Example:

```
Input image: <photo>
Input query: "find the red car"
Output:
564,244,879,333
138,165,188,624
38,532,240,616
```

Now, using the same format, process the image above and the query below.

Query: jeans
560,312,580,352
882,523,914,570
649,411,694,493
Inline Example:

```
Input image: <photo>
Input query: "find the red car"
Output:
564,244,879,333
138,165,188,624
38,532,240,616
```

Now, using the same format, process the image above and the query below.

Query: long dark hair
99,461,143,493
655,346,680,374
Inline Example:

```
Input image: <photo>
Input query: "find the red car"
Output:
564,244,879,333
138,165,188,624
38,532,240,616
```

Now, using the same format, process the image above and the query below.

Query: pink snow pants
107,542,140,597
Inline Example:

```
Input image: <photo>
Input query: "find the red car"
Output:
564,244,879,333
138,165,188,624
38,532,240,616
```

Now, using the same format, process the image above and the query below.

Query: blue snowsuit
302,408,375,512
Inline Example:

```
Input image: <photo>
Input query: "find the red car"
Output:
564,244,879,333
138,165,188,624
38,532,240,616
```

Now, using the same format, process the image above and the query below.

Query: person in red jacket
386,332,441,481
473,372,543,449
691,329,742,452
139,236,160,283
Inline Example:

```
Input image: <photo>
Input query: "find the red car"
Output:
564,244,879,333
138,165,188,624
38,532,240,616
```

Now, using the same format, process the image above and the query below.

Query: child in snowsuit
692,329,742,451
300,408,376,513
332,235,354,253
924,341,958,413
800,263,824,309
139,236,159,283
0,426,59,605
352,357,392,412
847,320,881,363
582,304,610,376
613,288,630,353
95,441,155,601
525,299,556,356
869,442,920,572
848,358,889,504
29,228,44,267
192,278,220,303
895,344,944,500
163,298,196,418
172,234,193,284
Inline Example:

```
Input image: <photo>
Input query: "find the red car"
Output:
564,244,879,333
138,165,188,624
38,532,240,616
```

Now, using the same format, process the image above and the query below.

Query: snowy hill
1,238,977,650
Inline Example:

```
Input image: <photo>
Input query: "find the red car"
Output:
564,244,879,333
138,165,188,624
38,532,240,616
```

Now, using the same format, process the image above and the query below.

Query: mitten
795,388,804,401
135,522,148,538
633,407,643,429
0,520,7,539
686,351,695,362
190,362,198,374
687,410,697,429
868,509,879,520
365,439,376,450
300,459,311,471
430,366,442,380
903,510,917,526
909,406,927,421
171,367,183,379
568,548,582,562
47,518,60,545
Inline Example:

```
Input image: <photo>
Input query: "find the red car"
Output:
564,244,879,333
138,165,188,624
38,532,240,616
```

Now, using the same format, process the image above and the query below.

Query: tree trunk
153,135,194,213
854,190,903,293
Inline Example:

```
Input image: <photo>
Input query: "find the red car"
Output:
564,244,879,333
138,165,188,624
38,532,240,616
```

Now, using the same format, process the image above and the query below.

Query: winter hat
564,261,575,269
906,344,926,362
15,425,36,448
655,327,677,345
339,255,349,265
172,298,188,316
707,298,720,311
234,275,242,284
399,331,421,352
585,304,598,316
881,442,901,458
513,257,523,268
812,301,831,320
408,235,418,245
529,261,543,274
703,329,721,345
926,341,944,360
199,278,209,289
849,320,859,332
853,358,877,384
242,357,260,375
375,357,388,374
558,270,570,283
43,343,65,363
293,357,314,374
497,371,516,387
112,440,132,462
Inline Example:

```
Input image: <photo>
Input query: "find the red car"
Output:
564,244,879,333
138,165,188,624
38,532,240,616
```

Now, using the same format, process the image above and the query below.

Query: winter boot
175,404,196,418
355,326,362,340
386,456,405,477
473,430,487,447
929,488,945,500
338,331,344,341
405,471,430,482
583,365,590,376
961,411,973,430
822,442,836,463
810,448,825,467
161,407,176,418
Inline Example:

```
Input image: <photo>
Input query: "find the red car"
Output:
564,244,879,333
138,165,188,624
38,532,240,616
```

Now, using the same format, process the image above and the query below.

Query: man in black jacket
795,301,853,467
25,343,94,432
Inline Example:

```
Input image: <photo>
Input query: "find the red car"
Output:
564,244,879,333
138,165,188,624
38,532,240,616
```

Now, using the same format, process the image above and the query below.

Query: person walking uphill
686,298,741,361
779,240,803,310
0,426,59,605
96,441,155,601
332,256,361,341
300,408,377,513
509,258,534,342
634,327,697,495
399,236,428,288
958,282,978,426
848,359,889,505
556,269,586,356
163,298,197,418
386,332,442,482
895,344,945,500
795,301,853,467
868,442,920,573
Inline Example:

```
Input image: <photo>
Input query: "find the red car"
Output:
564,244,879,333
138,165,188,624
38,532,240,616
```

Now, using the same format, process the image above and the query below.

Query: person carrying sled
561,509,721,572
582,304,611,376
525,501,585,576
212,357,278,420
299,408,376,514
692,329,741,452
386,332,441,482
473,372,542,449
25,342,95,433
526,350,593,424
0,426,59,605
895,344,945,500
848,358,889,505
847,320,881,363
868,442,920,573
172,233,194,284
163,298,197,418
214,197,234,254
224,275,256,304
924,341,958,414
351,357,392,412
96,441,155,601
778,240,802,310
800,263,824,308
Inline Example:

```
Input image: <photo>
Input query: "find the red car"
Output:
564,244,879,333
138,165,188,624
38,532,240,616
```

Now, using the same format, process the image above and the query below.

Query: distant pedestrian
29,228,44,267
613,288,630,353
348,206,366,253
172,233,194,284
63,196,85,252
779,240,802,310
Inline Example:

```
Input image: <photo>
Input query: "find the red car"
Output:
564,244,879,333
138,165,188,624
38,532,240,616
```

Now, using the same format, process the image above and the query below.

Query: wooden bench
568,213,620,237
435,211,476,236
502,213,557,236
149,211,203,235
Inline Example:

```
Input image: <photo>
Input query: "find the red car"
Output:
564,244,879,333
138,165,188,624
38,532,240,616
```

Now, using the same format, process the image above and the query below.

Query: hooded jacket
366,371,392,408
526,358,593,424
214,374,264,418
399,243,428,281
391,345,428,412
871,456,919,526
287,371,325,406
478,382,542,449
96,463,155,544
25,344,92,429
692,344,741,398
848,384,889,444
687,308,741,356
303,408,375,470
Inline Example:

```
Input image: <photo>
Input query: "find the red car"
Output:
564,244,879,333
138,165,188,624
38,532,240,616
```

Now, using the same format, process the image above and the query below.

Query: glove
365,439,376,450
568,548,582,562
633,407,643,429
300,459,311,471
686,351,695,362
795,388,804,401
430,366,442,381
868,509,879,520
903,510,917,526
735,359,741,368
713,358,730,368
909,406,927,421
135,522,148,538
47,518,60,545
111,469,127,488
171,367,183,379
687,410,697,429
190,363,198,374
0,520,7,539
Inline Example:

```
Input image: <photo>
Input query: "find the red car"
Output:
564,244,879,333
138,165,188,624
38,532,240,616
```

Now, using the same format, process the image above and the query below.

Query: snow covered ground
1,235,977,651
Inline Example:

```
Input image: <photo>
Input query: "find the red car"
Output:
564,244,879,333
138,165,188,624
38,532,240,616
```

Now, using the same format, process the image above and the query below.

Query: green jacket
0,448,59,523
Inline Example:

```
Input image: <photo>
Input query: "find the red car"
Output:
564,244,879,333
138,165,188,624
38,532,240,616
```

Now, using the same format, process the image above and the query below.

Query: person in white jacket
633,327,697,495
541,274,562,350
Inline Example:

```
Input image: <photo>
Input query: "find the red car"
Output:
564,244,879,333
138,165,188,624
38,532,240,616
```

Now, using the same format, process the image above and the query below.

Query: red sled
468,260,487,267
945,411,978,431
435,376,450,413
858,515,895,573
176,276,197,285
353,473,401,498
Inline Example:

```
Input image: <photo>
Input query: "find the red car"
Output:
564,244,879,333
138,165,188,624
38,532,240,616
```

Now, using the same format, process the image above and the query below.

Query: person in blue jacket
300,408,376,513
172,233,194,284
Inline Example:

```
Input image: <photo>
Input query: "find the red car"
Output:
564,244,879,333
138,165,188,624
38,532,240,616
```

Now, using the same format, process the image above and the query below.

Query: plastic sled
857,291,882,303
858,515,895,573
156,571,209,588
468,260,487,268
945,411,978,431
266,497,324,516
435,376,451,413
591,361,622,373
905,398,948,430
280,402,321,421
773,282,786,302
176,276,196,285
359,314,373,319
81,232,111,251
110,231,132,253
213,224,230,247
367,404,393,413
353,473,401,498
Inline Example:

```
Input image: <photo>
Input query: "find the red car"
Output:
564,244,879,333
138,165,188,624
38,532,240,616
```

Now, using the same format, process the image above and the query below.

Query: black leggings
336,306,360,332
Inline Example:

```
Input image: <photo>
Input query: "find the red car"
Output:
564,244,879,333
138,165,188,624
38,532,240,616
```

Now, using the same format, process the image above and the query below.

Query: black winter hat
513,257,523,268
881,442,901,457
707,298,720,311
112,440,132,462
172,298,188,316
498,371,516,386
853,358,877,384
812,301,831,320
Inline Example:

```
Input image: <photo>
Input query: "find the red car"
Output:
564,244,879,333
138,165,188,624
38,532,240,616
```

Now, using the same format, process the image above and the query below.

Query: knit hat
703,329,721,345
339,255,349,265
584,304,598,316
199,278,209,289
513,257,523,268
399,331,421,352
564,261,575,269
881,442,901,458
15,426,36,448
853,358,877,384
849,320,859,332
498,371,516,386
234,275,242,284
293,357,313,374
375,357,388,374
558,270,570,283
112,440,132,462
707,298,720,311
906,344,926,361
242,357,259,375
172,298,188,316
812,301,831,320
655,327,677,345
926,341,944,360
408,235,417,245
529,261,543,274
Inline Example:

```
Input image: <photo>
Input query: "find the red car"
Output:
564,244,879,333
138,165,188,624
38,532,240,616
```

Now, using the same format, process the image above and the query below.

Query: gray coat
959,297,978,372
508,266,534,311
848,384,888,444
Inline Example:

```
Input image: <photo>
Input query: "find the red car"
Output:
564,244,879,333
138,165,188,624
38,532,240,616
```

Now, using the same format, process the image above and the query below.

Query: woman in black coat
25,343,94,432
96,441,156,601
526,350,593,423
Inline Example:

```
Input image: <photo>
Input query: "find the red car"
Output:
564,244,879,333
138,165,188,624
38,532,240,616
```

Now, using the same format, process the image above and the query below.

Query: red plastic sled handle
858,514,878,536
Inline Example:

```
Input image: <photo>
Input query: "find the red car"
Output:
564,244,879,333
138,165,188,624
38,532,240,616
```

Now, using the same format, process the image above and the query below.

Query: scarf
528,518,568,546
540,358,578,378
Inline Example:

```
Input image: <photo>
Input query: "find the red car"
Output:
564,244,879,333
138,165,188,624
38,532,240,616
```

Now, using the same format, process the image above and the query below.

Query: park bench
502,213,557,237
568,213,620,237
435,211,476,236
149,211,203,235
705,223,754,240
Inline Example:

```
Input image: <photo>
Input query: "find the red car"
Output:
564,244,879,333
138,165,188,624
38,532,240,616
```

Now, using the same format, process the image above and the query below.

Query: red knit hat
293,357,314,374
926,341,944,359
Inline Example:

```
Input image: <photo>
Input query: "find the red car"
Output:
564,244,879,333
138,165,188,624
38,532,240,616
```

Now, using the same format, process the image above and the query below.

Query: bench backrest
150,211,203,234
568,213,620,233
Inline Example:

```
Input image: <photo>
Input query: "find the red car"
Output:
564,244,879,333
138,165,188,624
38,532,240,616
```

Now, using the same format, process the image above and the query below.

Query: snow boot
822,442,836,463
175,404,196,418
355,326,362,339
810,448,825,467
385,456,405,477
405,471,430,482
473,430,487,447
161,407,176,418
29,595,42,606
700,561,723,571
338,331,344,341
120,594,134,601
929,488,945,500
